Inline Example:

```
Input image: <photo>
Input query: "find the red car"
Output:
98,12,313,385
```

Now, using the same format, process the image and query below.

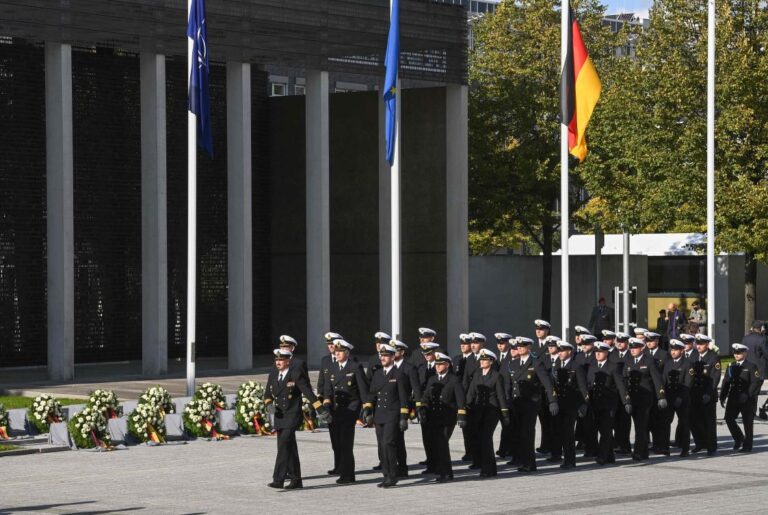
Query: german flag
561,6,601,162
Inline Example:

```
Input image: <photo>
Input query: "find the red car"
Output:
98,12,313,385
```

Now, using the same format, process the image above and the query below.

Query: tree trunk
541,224,554,322
745,252,757,334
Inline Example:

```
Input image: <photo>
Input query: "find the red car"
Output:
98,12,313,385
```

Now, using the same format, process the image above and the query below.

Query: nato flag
383,0,400,166
187,0,213,156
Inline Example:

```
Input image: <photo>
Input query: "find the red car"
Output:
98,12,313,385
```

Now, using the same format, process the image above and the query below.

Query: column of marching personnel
260,321,763,489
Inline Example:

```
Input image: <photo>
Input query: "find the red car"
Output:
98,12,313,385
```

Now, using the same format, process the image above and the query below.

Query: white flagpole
390,0,401,340
560,1,570,342
186,0,197,396
706,0,716,339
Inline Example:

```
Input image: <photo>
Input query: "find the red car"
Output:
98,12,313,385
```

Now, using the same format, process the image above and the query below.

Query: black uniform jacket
623,353,665,400
322,360,369,413
264,367,321,430
506,356,555,405
579,360,629,410
552,358,588,407
720,360,762,404
689,351,722,401
466,368,508,410
423,373,466,425
661,357,692,400
366,366,410,424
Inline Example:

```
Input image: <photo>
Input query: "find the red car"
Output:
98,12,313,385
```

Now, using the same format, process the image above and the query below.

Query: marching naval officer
720,343,763,453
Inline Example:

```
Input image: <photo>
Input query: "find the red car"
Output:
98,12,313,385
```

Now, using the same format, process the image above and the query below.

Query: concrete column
378,85,392,335
140,53,168,376
305,70,330,369
226,61,253,370
446,84,469,355
45,42,74,381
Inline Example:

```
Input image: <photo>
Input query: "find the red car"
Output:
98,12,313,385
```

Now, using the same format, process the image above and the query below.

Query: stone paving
1,400,768,514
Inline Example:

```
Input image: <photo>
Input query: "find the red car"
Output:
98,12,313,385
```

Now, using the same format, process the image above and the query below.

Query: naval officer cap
469,332,486,343
557,341,574,350
374,331,391,342
279,335,298,347
574,325,592,336
478,348,497,361
695,333,712,344
391,340,409,351
628,338,645,348
545,335,561,346
580,334,597,344
732,343,749,353
332,339,354,352
615,332,631,342
459,333,472,344
378,343,397,355
594,342,612,352
679,333,695,344
419,327,437,338
602,330,616,339
273,348,293,359
420,342,440,354
495,332,514,341
644,331,661,340
516,336,534,347
434,352,452,364
633,327,648,335
534,319,551,329
325,332,343,342
668,339,685,350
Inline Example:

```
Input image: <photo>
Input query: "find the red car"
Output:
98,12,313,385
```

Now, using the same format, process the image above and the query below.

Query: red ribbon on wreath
0,426,9,440
202,417,229,440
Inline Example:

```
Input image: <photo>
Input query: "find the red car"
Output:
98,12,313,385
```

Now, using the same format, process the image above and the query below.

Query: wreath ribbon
202,417,229,441
0,426,9,440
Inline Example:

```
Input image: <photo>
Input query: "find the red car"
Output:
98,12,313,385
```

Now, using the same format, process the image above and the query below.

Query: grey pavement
2,402,768,514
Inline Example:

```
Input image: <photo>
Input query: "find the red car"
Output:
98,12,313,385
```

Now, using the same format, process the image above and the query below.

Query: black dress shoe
575,442,585,450
691,446,703,454
706,450,717,456
468,463,481,469
517,466,536,473
595,458,606,466
461,454,471,461
546,456,562,463
373,464,382,471
336,477,355,485
377,481,386,488
328,469,339,476
615,448,631,455
631,454,646,461
420,469,435,475
679,450,690,457
583,452,595,459
536,447,550,454
738,448,752,453
267,481,283,489
419,460,428,465
658,450,670,456
479,472,497,478
284,480,303,490
733,441,743,451
381,480,398,488
559,463,575,469
435,475,451,483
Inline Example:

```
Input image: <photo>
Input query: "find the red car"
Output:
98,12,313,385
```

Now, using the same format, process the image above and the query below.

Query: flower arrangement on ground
28,394,64,433
67,406,111,449
234,381,272,435
183,385,229,440
128,402,166,443
299,395,317,432
195,382,227,411
0,403,9,440
87,389,120,419
137,386,174,415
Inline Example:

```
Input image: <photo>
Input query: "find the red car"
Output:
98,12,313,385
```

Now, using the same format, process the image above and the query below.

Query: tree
469,0,618,319
575,0,768,332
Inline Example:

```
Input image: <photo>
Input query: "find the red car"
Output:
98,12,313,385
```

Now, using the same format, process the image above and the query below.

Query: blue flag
383,0,400,166
187,0,213,156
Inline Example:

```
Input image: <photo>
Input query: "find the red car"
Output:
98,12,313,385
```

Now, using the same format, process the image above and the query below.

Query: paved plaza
1,399,767,515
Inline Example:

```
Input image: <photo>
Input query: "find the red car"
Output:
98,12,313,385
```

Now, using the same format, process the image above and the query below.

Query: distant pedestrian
688,301,707,334
588,297,613,335
666,303,687,341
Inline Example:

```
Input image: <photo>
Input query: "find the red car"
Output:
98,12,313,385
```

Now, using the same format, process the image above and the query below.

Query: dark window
648,257,705,294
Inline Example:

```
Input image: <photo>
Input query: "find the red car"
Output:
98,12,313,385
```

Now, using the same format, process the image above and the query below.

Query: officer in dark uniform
720,343,763,453
265,348,331,490
466,348,509,477
318,331,342,474
689,333,720,456
362,343,410,488
659,339,692,457
416,341,440,472
393,340,423,477
602,329,616,347
321,339,369,484
494,332,514,458
550,341,588,469
574,332,597,457
453,333,473,378
624,338,667,461
610,332,633,454
644,331,668,366
421,352,467,482
279,335,309,379
533,319,551,358
461,332,486,462
537,335,561,454
644,331,669,455
507,337,556,472
410,327,437,367
367,332,390,383
580,341,630,465
675,332,696,447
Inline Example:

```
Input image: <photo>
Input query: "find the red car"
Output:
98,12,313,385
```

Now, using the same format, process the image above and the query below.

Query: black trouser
659,396,689,453
580,405,598,455
273,427,301,482
613,397,632,451
690,395,717,452
593,404,615,463
466,410,481,466
725,399,755,450
331,406,357,480
395,428,407,474
498,421,512,457
649,400,666,449
375,420,400,482
432,418,456,478
514,397,539,469
421,417,436,471
475,406,500,475
538,397,553,452
630,393,652,459
461,420,475,459
328,420,339,469
555,406,578,466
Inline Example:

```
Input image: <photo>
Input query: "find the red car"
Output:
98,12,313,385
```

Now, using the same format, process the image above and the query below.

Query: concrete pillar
226,61,253,370
378,86,392,336
305,70,330,368
140,53,168,376
45,42,74,381
446,84,469,355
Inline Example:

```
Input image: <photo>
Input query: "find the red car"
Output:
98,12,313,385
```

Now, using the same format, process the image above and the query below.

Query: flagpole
186,0,197,396
390,0,401,340
706,0,716,339
560,1,570,342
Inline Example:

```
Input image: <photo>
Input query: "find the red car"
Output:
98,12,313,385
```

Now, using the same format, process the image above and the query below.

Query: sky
601,0,653,19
